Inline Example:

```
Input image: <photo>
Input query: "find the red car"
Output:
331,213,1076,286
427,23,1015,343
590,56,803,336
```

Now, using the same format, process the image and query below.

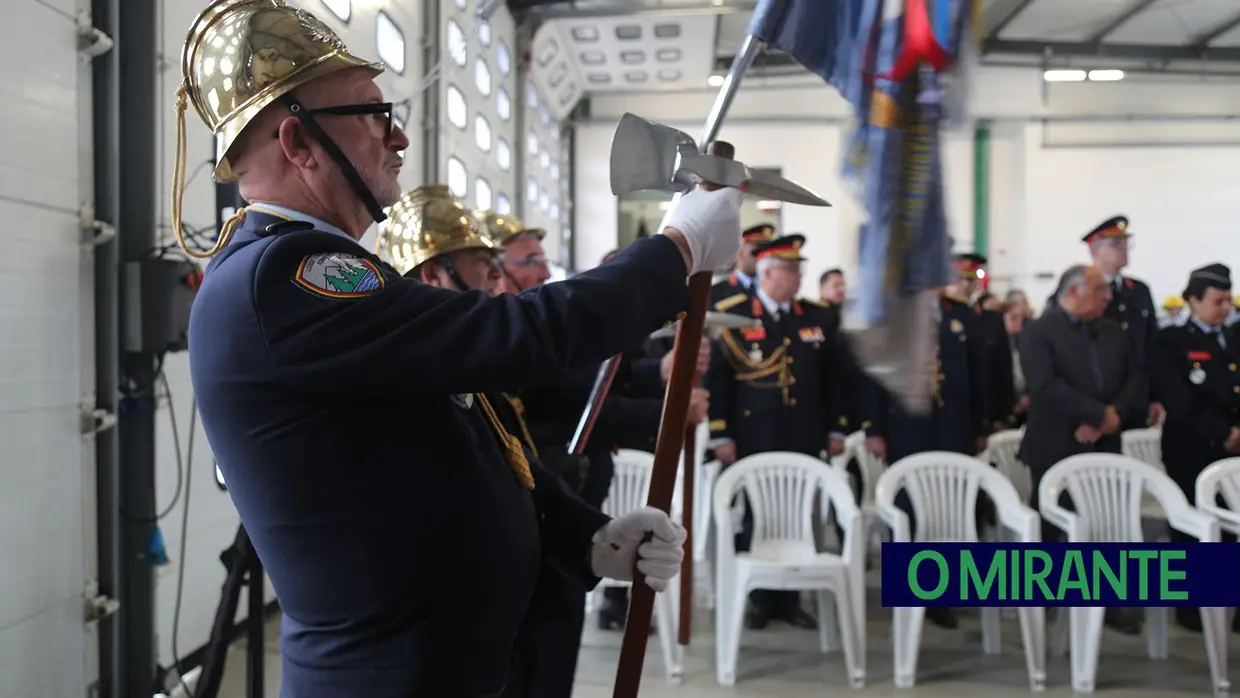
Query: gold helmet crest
378,185,498,276
473,210,545,246
172,0,383,258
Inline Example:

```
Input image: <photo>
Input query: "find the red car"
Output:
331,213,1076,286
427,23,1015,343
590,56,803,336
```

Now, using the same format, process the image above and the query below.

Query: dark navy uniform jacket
1105,275,1158,364
1148,321,1240,494
706,292,848,457
976,307,1015,430
188,208,690,698
858,296,987,462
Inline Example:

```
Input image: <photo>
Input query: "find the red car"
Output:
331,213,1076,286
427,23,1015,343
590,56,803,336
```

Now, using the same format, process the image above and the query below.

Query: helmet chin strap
282,95,387,225
500,263,527,293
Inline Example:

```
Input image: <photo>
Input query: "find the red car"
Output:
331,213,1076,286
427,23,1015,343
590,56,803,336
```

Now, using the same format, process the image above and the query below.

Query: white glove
590,507,687,592
660,187,744,275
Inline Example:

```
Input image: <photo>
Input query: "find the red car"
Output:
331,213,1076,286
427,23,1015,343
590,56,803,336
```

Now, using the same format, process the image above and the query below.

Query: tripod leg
194,525,255,698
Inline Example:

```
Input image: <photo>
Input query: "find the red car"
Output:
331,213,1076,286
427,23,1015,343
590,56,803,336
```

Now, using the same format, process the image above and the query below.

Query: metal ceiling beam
982,38,1240,62
520,0,756,20
1191,9,1240,49
984,0,1038,40
1086,0,1158,43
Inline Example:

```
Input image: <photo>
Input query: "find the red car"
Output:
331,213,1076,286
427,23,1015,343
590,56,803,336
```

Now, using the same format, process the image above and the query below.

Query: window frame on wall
375,10,406,75
437,0,517,216
321,0,350,22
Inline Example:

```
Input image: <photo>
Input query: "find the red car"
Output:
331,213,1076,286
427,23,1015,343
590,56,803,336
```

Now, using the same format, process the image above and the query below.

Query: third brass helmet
473,210,546,246
180,0,384,182
379,185,498,275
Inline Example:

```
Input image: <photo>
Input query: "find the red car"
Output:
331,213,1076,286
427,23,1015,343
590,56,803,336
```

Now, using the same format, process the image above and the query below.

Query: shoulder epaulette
715,293,748,312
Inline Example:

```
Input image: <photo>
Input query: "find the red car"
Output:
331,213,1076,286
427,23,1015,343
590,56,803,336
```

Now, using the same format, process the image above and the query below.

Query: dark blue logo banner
880,542,1240,607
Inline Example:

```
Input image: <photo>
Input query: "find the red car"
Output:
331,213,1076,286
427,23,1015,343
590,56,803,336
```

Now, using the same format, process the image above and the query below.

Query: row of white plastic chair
599,443,1240,695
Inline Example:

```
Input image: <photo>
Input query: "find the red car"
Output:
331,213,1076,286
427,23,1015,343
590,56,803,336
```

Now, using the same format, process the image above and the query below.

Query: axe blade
609,113,700,196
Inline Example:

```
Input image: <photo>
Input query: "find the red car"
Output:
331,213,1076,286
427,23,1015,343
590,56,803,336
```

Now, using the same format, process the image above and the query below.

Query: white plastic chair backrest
1195,457,1240,537
986,429,1030,503
875,451,1032,543
604,449,654,518
1122,427,1163,471
832,429,885,508
712,452,856,546
1039,453,1204,542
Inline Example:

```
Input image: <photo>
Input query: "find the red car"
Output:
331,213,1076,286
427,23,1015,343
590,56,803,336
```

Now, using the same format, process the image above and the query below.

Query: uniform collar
733,268,753,288
248,202,359,246
756,287,790,315
1191,317,1224,335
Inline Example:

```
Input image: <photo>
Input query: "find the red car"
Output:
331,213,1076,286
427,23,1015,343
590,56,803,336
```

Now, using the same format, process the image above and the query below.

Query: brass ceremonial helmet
379,185,498,276
172,0,383,257
473,210,546,246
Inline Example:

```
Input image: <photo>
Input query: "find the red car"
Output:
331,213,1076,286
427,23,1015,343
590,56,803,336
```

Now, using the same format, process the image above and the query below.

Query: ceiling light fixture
1043,69,1086,82
1088,69,1125,81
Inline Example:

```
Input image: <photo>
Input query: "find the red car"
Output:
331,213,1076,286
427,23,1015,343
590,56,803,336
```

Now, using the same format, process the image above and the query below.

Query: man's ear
418,262,439,286
276,117,316,170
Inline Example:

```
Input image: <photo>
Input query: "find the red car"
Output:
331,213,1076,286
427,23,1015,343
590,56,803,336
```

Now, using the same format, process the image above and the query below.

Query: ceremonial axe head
608,113,831,207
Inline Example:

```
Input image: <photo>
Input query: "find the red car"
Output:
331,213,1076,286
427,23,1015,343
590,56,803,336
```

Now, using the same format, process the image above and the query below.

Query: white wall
574,66,1240,305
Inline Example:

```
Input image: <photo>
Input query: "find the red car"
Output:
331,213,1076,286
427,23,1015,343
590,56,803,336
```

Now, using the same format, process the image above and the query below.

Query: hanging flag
747,0,978,413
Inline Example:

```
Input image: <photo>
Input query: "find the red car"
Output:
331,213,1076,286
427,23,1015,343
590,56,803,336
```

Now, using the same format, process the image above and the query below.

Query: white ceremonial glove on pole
659,187,744,275
590,507,687,592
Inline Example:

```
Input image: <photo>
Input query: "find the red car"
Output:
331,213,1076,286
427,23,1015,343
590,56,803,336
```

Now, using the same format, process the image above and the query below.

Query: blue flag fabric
748,0,975,412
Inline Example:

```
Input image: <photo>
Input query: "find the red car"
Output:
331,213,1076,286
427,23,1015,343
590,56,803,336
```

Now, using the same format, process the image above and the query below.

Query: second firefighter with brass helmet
169,1,756,696
380,184,503,293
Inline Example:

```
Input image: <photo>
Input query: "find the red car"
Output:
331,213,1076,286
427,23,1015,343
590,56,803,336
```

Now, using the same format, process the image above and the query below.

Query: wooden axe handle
612,140,734,698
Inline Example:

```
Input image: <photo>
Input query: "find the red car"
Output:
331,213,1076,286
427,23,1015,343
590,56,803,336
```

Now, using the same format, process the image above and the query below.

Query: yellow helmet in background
473,210,545,246
1162,295,1185,311
378,185,498,276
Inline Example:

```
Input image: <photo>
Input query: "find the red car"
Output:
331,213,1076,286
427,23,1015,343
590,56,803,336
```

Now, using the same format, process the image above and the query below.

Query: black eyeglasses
273,101,395,139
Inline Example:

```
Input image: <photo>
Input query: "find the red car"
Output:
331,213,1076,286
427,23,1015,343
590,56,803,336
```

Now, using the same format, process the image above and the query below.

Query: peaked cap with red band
754,234,806,262
1082,215,1131,244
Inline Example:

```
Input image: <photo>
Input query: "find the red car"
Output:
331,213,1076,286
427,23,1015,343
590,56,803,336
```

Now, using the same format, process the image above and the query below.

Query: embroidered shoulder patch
293,253,385,299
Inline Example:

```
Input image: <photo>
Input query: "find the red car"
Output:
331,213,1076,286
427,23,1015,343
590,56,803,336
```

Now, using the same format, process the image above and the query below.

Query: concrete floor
216,595,1229,697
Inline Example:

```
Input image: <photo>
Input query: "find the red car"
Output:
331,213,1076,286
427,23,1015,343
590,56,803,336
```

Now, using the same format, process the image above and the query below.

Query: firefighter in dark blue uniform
709,223,775,306
944,254,1013,431
1082,215,1162,427
380,187,601,695
857,260,988,629
1147,263,1240,633
170,4,749,695
706,234,849,630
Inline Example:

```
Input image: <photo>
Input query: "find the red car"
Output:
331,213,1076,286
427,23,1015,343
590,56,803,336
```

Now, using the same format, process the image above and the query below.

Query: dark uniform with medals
708,223,774,307
176,4,690,696
1148,264,1240,632
705,234,846,630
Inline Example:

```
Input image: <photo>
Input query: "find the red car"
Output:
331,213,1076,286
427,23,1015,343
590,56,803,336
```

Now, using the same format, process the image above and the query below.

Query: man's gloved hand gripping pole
607,142,743,698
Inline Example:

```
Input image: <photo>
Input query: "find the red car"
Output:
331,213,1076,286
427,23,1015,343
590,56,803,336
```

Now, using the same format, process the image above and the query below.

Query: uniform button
1234,386,1239,394
1231,363,1237,372
1118,304,1126,312
783,338,791,346
789,398,797,406
1121,322,1129,330
743,409,751,417
1194,362,1202,369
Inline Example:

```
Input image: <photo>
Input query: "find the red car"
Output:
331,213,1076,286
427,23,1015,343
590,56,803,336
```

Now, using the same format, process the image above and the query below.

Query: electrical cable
119,353,180,524
163,371,198,698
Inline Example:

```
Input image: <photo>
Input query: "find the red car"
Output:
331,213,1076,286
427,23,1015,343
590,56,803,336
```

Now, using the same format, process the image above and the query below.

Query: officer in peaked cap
1148,263,1240,632
172,1,756,695
706,233,850,631
948,253,1014,430
708,222,775,306
379,184,502,291
856,252,989,630
1080,215,1161,426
